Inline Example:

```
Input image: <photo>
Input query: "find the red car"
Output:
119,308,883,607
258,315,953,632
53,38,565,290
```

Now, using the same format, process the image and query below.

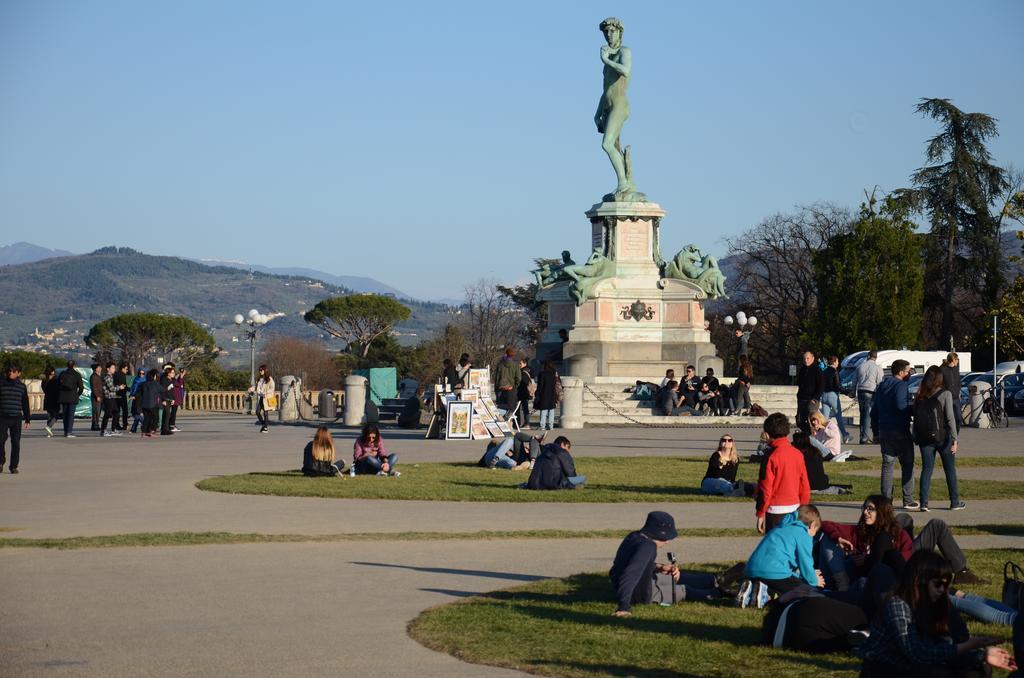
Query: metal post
993,315,1001,409
249,325,257,389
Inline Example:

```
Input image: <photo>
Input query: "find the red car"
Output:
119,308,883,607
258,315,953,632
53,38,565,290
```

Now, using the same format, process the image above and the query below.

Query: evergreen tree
808,195,924,356
894,98,1008,345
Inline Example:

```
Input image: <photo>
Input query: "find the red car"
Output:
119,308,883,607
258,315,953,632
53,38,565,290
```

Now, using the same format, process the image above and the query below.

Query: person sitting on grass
857,550,1017,677
353,423,400,476
481,431,543,470
302,426,345,477
525,436,585,490
792,430,853,495
741,505,825,608
700,434,754,496
397,386,425,429
818,496,984,593
610,511,743,616
808,411,852,462
755,413,810,533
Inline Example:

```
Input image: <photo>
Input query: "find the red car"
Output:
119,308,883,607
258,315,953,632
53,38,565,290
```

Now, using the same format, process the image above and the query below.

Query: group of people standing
39,359,186,439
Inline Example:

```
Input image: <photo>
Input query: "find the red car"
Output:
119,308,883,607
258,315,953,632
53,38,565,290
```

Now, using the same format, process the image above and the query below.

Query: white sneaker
170,427,181,432
45,425,53,437
737,580,753,608
756,582,771,609
390,470,401,477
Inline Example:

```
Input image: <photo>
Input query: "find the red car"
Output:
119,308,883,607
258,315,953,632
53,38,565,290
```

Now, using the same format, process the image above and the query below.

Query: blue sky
1,1,1022,299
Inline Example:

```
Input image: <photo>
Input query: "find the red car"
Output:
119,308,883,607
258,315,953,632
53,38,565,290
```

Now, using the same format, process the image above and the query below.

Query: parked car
839,350,972,396
1013,387,1024,415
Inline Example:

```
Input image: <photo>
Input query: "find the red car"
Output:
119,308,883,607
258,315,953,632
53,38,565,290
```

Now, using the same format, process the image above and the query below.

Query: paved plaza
2,416,1022,676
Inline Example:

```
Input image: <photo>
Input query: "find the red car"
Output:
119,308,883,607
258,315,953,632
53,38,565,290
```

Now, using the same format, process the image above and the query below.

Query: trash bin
968,381,991,428
319,389,337,419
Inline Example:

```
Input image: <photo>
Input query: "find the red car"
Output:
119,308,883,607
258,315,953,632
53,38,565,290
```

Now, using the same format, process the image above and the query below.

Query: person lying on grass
353,423,400,476
524,436,585,490
480,431,544,470
743,505,825,603
302,426,345,477
857,550,1017,677
609,511,744,617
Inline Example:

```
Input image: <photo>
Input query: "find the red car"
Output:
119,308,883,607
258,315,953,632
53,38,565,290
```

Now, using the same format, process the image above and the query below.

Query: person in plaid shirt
858,550,1015,676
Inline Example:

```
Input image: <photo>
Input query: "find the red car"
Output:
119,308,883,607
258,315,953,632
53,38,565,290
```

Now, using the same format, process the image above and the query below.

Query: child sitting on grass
740,505,825,608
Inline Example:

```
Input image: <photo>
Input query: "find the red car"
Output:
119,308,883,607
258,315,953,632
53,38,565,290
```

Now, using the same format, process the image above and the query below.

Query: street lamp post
234,309,270,390
723,311,758,361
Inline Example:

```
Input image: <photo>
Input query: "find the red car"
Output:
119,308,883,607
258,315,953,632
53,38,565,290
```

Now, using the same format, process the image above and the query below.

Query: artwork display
470,414,489,439
461,388,479,404
483,421,503,438
445,401,473,440
495,421,512,435
467,368,489,390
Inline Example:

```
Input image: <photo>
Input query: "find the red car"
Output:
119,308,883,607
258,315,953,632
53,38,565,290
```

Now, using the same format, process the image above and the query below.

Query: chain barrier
582,383,760,429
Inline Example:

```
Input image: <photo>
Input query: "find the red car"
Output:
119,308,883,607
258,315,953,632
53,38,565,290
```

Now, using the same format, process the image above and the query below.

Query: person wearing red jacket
755,413,810,533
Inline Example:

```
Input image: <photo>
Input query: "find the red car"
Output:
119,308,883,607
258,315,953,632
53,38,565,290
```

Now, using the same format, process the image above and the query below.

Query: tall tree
304,294,411,357
894,98,1008,346
459,279,526,370
807,194,924,356
84,313,217,369
723,203,854,376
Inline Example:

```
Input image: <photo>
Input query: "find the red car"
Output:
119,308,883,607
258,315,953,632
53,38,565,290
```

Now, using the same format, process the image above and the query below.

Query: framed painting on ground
468,368,489,390
445,401,473,440
495,420,512,435
483,420,503,438
470,414,489,439
461,388,479,404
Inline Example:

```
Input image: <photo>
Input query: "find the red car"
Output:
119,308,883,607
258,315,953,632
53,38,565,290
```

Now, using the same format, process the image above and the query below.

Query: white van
839,350,972,394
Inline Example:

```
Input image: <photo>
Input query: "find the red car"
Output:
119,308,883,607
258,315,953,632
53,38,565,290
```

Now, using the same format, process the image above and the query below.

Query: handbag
1002,561,1023,611
265,393,279,410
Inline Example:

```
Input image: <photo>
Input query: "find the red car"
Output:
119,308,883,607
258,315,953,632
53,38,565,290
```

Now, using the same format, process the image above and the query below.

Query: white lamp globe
748,316,758,327
723,316,734,326
258,314,269,325
736,311,747,325
248,309,259,320
233,314,244,325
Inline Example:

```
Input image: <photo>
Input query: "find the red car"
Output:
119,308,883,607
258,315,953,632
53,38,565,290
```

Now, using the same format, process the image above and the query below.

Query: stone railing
182,390,343,413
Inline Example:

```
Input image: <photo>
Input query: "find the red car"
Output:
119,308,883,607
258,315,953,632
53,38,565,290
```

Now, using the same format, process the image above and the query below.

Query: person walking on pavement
796,351,823,432
41,366,61,437
855,350,884,444
115,362,130,431
914,366,965,512
939,352,963,433
89,363,103,431
99,362,121,436
58,360,84,437
0,363,31,473
871,359,918,509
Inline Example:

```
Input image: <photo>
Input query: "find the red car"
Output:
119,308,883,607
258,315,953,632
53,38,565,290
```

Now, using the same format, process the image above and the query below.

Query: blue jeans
919,435,959,506
568,475,586,487
820,391,849,439
700,477,735,495
857,390,874,443
676,572,720,601
62,403,76,436
538,409,555,429
483,438,518,469
950,593,1017,626
356,453,399,474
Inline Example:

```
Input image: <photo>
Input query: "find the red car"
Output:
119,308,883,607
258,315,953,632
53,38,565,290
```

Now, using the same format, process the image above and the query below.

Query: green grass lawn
409,548,1022,678
196,456,1024,503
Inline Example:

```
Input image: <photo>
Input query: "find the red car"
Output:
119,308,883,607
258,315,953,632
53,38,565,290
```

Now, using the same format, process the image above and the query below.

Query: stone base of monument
536,200,723,379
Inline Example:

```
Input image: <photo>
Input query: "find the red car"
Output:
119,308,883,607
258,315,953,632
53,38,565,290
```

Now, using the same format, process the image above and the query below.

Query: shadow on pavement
350,561,548,581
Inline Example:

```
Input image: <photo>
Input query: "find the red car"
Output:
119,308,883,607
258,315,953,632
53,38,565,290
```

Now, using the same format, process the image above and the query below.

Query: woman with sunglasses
352,423,399,476
858,550,1016,677
700,435,753,496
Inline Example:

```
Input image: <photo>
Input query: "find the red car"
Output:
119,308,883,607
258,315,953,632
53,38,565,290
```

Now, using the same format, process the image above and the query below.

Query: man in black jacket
796,351,823,432
58,360,84,437
525,436,585,489
0,363,31,473
89,363,103,431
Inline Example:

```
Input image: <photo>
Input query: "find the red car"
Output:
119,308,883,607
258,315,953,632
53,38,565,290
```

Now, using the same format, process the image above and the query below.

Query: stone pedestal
537,201,719,379
343,375,367,427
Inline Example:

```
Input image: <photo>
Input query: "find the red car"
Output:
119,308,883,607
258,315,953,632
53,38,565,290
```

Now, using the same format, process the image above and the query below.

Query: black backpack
913,395,947,445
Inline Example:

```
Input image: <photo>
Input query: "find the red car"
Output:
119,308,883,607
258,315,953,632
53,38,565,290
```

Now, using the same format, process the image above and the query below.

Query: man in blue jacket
870,359,917,509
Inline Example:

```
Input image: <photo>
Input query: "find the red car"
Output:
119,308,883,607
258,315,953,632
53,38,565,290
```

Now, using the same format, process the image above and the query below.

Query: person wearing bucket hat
609,511,740,616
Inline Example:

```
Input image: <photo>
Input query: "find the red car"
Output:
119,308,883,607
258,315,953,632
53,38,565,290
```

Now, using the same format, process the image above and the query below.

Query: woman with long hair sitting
353,423,400,476
857,550,1016,677
819,495,912,591
700,434,754,496
302,426,344,477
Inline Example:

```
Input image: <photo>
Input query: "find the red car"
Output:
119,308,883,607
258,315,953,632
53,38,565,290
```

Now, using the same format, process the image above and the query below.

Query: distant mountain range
0,242,74,266
0,246,454,364
195,259,414,300
1,242,420,301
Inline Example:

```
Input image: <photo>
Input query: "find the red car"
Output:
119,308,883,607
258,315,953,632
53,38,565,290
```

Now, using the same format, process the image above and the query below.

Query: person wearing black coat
796,351,823,432
41,366,61,436
57,361,84,437
525,437,585,490
516,359,534,429
533,361,559,431
138,369,164,436
0,364,31,473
